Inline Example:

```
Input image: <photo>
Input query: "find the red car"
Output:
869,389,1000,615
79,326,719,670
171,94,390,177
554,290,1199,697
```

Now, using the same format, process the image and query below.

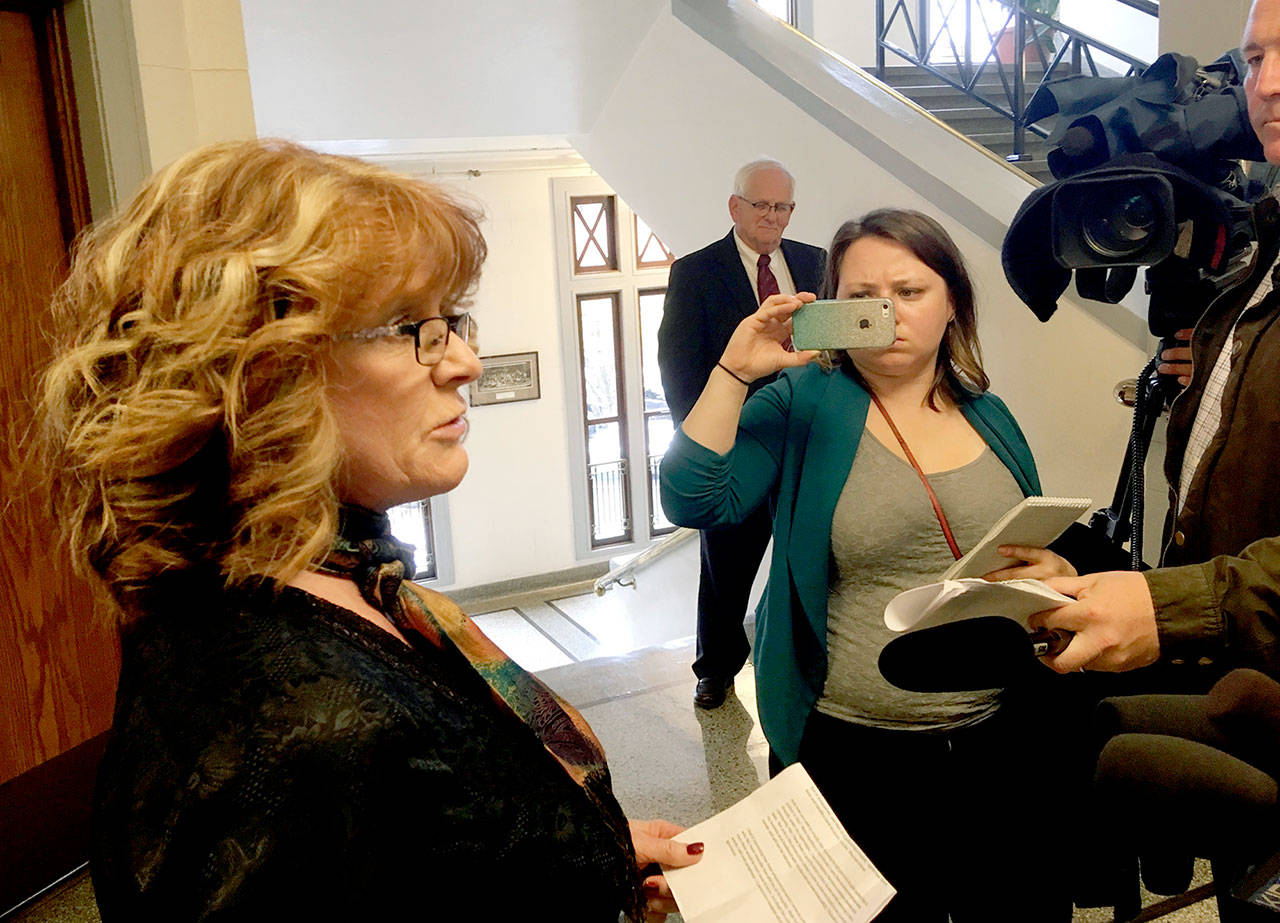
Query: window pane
755,0,791,22
579,294,620,420
646,413,675,459
571,195,617,273
575,213,605,268
588,421,624,466
587,422,628,543
634,215,674,268
638,289,668,414
387,499,436,579
645,413,675,533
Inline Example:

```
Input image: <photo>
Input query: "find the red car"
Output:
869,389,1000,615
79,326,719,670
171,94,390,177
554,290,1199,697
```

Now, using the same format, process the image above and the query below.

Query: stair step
873,65,1057,185
878,64,1049,86
929,107,1019,129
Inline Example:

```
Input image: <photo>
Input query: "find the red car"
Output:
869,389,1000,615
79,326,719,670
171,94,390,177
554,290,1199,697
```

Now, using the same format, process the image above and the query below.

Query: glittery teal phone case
791,298,895,350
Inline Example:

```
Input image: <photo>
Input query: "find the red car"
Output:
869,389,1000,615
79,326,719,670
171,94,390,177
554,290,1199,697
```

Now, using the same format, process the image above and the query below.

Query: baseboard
440,561,611,614
0,732,107,917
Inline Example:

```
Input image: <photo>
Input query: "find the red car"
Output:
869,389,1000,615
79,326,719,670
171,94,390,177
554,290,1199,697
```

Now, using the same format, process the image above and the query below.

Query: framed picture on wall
470,351,540,406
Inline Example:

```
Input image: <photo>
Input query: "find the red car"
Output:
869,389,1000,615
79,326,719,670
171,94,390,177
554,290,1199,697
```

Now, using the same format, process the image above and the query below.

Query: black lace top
91,577,636,921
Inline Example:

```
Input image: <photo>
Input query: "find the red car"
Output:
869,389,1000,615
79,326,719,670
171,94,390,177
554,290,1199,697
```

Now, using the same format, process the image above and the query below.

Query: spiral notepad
942,496,1092,580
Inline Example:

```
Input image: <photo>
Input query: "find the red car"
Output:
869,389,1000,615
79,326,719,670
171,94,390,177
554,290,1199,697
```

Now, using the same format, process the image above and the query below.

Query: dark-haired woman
660,209,1073,921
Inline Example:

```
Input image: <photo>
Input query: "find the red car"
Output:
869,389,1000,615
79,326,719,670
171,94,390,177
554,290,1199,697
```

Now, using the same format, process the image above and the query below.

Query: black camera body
1001,52,1265,338
1003,152,1257,336
1000,51,1267,558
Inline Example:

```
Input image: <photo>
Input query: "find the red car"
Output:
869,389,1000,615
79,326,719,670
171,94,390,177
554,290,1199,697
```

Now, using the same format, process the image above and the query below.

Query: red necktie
757,254,791,350
757,253,780,304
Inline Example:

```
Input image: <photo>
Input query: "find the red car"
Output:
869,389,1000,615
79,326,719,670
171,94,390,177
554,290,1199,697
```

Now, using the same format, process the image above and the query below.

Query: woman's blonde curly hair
40,138,485,623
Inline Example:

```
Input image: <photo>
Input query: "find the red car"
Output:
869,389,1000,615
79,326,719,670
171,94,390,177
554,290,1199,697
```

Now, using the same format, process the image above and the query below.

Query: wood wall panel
0,8,118,786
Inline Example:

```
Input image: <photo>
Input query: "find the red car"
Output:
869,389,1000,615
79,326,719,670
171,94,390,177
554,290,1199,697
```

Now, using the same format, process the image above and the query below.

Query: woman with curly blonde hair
43,139,697,921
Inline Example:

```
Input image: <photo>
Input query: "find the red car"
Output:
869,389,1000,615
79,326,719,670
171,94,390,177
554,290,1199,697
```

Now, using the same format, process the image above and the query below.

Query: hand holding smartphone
791,298,895,351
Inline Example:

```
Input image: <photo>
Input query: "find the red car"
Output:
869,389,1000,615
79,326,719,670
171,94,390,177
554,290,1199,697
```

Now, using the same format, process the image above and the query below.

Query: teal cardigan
659,364,1042,765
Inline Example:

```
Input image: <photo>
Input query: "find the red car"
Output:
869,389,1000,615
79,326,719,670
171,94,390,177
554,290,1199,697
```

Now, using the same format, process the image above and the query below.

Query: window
555,178,675,556
577,291,631,545
755,0,796,25
635,214,674,269
572,195,618,273
638,288,674,533
386,496,454,584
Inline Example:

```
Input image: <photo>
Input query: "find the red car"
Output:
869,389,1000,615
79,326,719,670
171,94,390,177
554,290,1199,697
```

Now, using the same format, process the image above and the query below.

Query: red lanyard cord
867,391,963,561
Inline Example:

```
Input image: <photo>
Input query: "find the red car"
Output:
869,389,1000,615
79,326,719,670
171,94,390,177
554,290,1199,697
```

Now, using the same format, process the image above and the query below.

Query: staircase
878,63,1056,184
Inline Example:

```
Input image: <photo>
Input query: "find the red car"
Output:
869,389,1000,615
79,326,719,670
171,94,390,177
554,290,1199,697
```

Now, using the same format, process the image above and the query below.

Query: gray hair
732,159,795,198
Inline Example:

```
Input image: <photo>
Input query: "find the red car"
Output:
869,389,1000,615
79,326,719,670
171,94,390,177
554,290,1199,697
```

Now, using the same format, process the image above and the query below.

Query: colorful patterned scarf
317,505,642,918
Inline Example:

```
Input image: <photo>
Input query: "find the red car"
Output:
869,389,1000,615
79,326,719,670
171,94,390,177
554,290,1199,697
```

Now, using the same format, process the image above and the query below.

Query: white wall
577,8,1149,508
391,157,596,590
810,0,877,69
1058,0,1157,65
239,0,664,142
1160,0,1250,61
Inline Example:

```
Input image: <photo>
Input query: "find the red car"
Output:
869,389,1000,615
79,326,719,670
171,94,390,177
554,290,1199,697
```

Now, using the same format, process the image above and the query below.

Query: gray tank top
816,431,1025,730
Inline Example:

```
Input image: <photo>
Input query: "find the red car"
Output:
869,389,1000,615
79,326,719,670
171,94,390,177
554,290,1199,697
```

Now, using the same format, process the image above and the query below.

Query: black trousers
787,708,1073,923
692,503,772,681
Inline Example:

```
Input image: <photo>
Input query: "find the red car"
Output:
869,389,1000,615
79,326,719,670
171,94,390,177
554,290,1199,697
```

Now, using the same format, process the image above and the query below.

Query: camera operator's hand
981,545,1076,582
1029,571,1160,673
1157,327,1194,387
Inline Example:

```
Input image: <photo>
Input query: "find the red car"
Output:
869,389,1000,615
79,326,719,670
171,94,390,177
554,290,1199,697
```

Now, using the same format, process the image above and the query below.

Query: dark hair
818,208,987,409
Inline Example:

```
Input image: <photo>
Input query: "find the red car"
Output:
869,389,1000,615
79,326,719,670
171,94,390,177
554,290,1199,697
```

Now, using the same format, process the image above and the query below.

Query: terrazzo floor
10,538,1222,922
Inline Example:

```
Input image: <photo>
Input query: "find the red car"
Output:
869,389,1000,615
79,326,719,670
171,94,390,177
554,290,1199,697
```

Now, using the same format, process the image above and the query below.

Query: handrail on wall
593,526,698,594
874,0,1155,161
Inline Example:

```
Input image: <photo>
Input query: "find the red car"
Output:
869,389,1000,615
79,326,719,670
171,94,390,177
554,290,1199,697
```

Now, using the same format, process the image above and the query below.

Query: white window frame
551,176,671,561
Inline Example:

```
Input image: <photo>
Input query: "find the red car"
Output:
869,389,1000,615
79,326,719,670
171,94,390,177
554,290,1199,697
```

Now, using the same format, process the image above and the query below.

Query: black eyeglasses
335,312,474,366
734,195,795,216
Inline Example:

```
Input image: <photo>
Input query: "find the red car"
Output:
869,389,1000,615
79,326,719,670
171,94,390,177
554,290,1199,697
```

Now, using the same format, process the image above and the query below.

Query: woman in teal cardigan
660,209,1073,922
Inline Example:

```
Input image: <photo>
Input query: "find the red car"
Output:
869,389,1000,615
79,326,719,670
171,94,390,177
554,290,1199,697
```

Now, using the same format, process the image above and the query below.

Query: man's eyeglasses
334,312,474,366
734,195,795,217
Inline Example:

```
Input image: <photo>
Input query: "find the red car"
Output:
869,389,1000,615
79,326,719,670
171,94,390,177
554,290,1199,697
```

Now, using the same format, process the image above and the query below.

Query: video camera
1002,51,1265,337
1001,51,1268,559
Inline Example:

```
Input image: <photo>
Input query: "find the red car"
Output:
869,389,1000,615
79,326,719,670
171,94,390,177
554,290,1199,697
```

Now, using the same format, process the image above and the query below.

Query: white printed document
664,763,895,923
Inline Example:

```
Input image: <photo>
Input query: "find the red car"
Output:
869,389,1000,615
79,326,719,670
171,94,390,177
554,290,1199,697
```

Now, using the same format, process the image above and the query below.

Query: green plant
995,0,1061,20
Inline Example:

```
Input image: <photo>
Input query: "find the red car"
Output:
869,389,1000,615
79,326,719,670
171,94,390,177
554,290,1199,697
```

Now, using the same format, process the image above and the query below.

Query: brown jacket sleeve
1146,534,1280,671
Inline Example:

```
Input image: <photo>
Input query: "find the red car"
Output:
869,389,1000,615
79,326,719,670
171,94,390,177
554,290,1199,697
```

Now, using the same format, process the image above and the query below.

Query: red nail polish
687,842,705,855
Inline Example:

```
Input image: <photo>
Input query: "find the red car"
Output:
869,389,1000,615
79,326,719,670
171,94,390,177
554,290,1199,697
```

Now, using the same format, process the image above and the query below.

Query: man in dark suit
657,159,825,709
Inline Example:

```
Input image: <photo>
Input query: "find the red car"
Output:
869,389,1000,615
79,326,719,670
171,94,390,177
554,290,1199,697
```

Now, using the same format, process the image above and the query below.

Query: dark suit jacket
657,230,825,423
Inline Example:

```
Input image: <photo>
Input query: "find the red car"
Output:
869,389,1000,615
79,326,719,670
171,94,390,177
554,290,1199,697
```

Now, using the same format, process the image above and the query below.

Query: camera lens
1082,191,1158,259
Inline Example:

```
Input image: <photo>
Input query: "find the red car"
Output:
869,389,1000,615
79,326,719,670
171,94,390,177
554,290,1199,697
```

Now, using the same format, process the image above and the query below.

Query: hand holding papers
880,579,1074,692
884,578,1073,634
664,764,895,923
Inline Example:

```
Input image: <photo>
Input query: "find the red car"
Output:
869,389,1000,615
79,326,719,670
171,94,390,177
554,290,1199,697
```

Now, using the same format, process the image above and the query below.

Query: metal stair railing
593,526,698,595
874,0,1156,162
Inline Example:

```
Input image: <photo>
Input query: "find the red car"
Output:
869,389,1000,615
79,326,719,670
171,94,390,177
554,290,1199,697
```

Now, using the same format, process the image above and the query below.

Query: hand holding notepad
941,496,1091,580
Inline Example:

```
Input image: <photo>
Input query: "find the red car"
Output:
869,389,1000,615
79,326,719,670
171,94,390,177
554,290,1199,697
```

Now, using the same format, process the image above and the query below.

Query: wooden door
0,3,119,911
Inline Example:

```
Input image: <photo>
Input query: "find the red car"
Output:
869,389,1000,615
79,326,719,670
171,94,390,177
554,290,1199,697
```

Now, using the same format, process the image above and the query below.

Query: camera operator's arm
1157,327,1195,387
1143,533,1280,667
1031,534,1280,673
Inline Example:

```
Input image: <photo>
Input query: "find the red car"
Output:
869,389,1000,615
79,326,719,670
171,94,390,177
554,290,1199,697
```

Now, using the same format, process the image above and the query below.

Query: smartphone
791,298,895,351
